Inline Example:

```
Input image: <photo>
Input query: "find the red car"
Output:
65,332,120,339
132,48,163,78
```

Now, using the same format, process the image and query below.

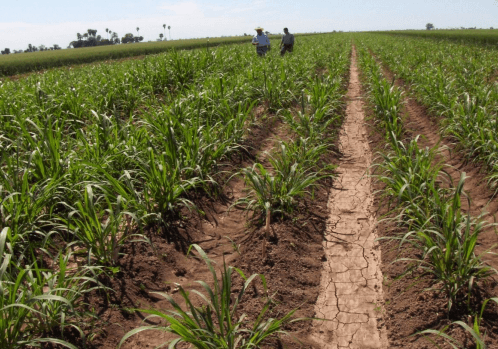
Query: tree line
2,44,61,55
70,28,144,48
1,26,156,55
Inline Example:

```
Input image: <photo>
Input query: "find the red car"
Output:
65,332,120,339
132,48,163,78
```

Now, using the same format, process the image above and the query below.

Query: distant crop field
375,29,498,46
0,35,280,77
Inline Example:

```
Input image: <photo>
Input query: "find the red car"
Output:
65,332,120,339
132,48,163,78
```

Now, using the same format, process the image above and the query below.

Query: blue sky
2,0,498,51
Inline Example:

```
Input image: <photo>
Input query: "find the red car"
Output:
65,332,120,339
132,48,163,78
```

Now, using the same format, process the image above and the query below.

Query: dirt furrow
313,47,388,349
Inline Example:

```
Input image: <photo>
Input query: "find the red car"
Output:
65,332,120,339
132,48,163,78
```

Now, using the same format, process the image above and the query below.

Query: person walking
280,27,294,56
252,26,271,56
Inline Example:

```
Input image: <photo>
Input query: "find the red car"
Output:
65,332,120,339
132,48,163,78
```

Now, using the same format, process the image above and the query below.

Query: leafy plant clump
118,244,307,349
0,227,102,349
236,139,334,220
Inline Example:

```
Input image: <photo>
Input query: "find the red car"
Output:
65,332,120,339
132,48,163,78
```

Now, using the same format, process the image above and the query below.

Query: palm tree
168,25,171,40
136,27,139,37
163,24,166,38
159,33,164,41
106,28,109,40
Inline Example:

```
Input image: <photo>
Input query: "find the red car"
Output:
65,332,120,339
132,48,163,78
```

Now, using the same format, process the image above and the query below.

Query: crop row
0,36,268,77
0,34,351,348
357,43,496,348
376,29,498,46
357,33,498,188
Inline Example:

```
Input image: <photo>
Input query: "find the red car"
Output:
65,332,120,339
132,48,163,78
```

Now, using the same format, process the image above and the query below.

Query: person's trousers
256,46,269,56
281,44,293,55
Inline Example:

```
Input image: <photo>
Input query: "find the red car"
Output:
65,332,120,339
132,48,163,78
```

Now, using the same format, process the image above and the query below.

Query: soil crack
313,46,389,349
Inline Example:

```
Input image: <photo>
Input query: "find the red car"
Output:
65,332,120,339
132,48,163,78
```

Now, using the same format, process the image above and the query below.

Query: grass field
0,34,285,77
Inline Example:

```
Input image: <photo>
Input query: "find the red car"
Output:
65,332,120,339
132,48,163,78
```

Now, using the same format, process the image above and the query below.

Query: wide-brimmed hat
254,26,264,31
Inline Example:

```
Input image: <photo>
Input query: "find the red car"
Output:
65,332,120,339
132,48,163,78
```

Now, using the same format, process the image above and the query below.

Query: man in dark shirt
280,28,294,56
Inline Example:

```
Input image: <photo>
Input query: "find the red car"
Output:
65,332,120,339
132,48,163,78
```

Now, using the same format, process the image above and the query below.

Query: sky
2,0,498,51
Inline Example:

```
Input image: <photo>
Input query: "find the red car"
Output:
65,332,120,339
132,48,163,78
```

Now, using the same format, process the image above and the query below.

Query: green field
0,35,284,77
376,29,498,46
0,33,351,348
3,28,498,348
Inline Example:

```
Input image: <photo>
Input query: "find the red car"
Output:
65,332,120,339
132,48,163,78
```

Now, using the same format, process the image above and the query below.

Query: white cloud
159,1,204,17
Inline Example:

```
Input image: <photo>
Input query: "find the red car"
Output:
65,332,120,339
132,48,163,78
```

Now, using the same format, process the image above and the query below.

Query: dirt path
313,47,388,348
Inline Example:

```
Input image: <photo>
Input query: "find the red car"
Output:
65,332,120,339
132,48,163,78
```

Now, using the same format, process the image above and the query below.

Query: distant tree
53,44,61,50
491,27,494,30
106,28,109,39
1,48,10,54
159,33,164,40
87,36,97,46
426,23,434,30
136,27,140,36
111,32,120,44
168,25,171,40
71,29,113,48
163,24,166,38
134,36,144,43
38,45,46,51
122,33,135,43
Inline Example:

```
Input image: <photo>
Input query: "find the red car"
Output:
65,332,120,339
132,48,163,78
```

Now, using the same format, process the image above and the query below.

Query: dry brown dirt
313,47,388,349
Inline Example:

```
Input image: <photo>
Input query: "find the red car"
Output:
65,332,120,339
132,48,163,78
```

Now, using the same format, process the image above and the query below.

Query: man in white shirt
280,28,294,56
252,26,271,56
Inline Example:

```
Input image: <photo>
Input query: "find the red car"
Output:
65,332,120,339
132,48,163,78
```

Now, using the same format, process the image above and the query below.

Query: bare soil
313,47,388,349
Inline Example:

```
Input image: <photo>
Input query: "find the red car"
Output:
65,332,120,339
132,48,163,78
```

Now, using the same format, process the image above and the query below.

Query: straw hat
254,26,264,31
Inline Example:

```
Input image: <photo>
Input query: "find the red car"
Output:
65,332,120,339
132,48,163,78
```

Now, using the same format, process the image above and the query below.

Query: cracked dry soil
313,48,388,349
